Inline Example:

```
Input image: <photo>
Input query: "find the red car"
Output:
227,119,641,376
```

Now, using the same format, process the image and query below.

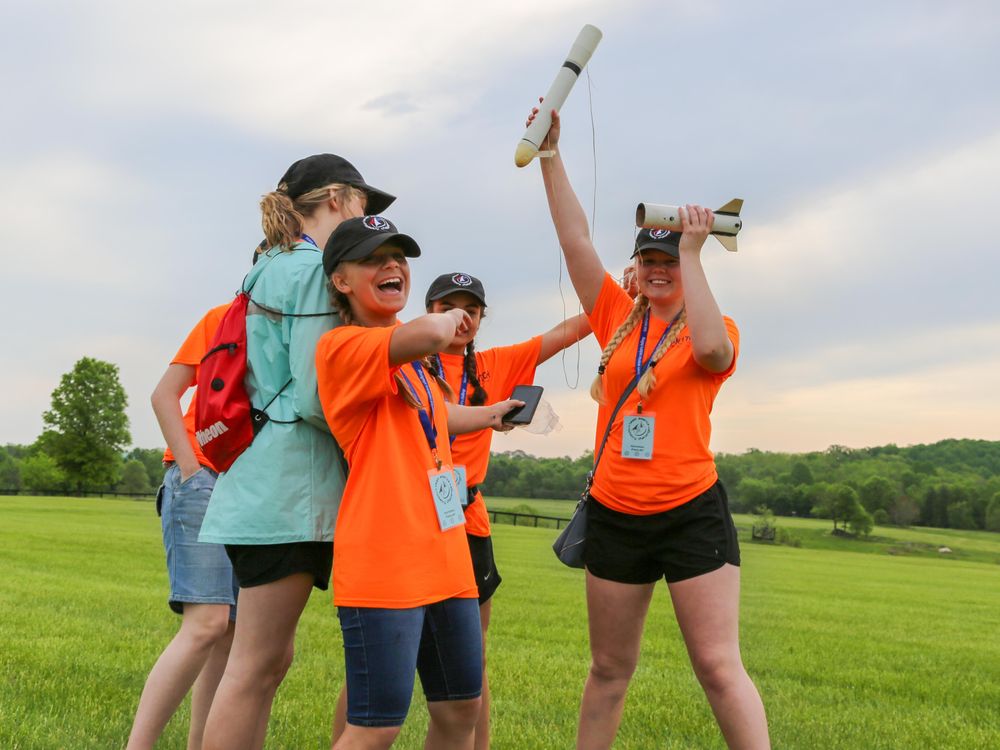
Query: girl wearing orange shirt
530,108,770,749
315,217,521,749
423,272,590,749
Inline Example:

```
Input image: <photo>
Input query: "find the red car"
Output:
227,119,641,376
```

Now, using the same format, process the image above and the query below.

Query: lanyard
434,354,467,447
398,362,441,468
634,309,672,380
299,233,319,249
434,355,468,405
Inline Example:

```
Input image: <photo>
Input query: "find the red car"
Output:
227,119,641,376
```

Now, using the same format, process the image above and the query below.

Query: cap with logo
322,216,421,275
278,154,396,215
631,228,681,259
424,272,487,308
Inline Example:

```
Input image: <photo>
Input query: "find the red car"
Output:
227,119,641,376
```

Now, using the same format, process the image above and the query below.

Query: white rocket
514,24,603,168
636,199,744,252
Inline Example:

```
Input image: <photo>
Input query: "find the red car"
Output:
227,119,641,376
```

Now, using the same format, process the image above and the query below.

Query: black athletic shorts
467,534,502,604
225,541,333,591
583,480,740,584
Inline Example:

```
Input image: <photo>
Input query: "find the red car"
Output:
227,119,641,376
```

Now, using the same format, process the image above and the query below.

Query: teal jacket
199,242,345,544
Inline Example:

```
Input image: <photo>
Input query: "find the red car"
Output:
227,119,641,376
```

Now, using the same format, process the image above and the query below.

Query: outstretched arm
446,399,524,435
678,205,734,373
388,308,472,366
536,313,592,365
533,107,606,314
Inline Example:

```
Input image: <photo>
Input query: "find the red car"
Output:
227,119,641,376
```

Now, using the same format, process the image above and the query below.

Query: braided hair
590,295,687,403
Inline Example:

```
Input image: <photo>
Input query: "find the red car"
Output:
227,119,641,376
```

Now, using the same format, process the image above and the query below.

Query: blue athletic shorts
338,597,483,727
159,464,238,619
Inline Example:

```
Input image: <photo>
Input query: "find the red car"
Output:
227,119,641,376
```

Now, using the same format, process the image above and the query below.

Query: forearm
151,371,200,473
539,154,605,312
388,314,457,366
537,313,592,364
679,249,733,372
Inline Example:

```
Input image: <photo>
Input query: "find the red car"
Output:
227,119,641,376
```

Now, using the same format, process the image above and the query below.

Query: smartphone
502,385,544,425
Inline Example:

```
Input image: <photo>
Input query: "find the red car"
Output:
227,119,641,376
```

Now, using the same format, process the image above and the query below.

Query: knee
431,697,482,733
690,649,743,695
589,649,639,687
181,607,231,649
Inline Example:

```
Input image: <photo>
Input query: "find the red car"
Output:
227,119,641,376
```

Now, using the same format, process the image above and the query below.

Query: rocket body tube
515,24,603,168
636,199,744,252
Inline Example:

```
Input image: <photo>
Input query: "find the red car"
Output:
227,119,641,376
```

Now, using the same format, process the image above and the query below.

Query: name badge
453,465,470,508
428,468,466,531
621,412,655,460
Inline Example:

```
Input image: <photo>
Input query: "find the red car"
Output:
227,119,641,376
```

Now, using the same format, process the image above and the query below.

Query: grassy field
1,496,999,749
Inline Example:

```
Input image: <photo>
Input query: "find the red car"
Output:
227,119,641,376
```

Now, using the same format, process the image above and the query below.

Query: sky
2,0,998,459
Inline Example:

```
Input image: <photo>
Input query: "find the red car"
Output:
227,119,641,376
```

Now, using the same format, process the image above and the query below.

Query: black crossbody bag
552,371,642,568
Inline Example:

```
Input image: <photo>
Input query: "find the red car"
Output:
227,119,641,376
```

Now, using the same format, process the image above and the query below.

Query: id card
428,468,466,531
621,412,655,460
452,465,470,508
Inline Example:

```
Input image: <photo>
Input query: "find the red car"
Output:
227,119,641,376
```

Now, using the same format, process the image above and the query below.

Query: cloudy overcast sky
2,0,998,459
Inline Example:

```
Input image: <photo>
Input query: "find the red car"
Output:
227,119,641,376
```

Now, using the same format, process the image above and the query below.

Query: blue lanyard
434,355,468,406
300,233,319,248
634,310,672,380
398,362,440,466
434,354,468,446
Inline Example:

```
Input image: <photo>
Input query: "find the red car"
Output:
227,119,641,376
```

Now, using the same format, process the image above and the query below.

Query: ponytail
260,183,364,250
464,341,488,406
393,359,456,410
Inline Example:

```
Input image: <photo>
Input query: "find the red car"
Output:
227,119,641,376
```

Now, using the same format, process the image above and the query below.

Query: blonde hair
260,183,365,250
327,267,455,409
590,297,687,404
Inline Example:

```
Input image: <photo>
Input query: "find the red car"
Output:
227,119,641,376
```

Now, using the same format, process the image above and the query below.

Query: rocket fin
715,198,743,216
715,234,738,253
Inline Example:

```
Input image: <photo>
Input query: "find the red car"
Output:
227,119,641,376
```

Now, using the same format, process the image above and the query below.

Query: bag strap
582,371,642,498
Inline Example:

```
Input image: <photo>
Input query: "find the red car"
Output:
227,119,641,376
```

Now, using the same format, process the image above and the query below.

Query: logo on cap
363,216,391,231
451,273,473,287
649,229,670,239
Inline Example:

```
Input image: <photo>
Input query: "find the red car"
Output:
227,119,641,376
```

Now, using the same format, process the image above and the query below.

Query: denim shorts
159,464,238,619
338,597,483,727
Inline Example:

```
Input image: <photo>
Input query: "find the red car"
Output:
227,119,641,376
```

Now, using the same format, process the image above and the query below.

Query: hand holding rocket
514,24,603,167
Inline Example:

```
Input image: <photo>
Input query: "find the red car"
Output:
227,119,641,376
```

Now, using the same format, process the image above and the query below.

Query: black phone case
502,385,544,425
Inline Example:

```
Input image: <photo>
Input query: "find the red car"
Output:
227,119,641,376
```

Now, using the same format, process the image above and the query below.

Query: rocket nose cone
514,141,538,168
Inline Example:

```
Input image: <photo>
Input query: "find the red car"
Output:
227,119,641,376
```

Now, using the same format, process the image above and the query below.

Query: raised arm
536,313,592,365
532,108,606,314
151,364,200,480
678,205,734,373
388,308,472,366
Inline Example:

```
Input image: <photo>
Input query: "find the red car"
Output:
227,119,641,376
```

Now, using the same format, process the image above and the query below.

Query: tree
117,459,152,495
889,495,920,527
0,447,21,490
125,447,166,486
859,476,896,514
40,357,131,491
20,453,67,492
986,494,1000,533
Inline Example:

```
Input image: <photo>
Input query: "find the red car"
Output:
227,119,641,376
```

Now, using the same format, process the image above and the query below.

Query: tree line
481,441,1000,533
4,356,999,533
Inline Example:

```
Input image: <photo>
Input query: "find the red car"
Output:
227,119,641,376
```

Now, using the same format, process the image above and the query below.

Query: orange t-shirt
315,324,478,608
161,303,231,469
586,273,738,515
435,337,542,537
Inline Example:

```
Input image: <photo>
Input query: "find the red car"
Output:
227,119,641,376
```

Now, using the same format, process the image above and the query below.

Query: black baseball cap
323,216,421,275
632,228,680,258
278,153,396,214
424,272,487,308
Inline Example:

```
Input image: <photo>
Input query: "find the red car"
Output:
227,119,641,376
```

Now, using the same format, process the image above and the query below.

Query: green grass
2,496,999,748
